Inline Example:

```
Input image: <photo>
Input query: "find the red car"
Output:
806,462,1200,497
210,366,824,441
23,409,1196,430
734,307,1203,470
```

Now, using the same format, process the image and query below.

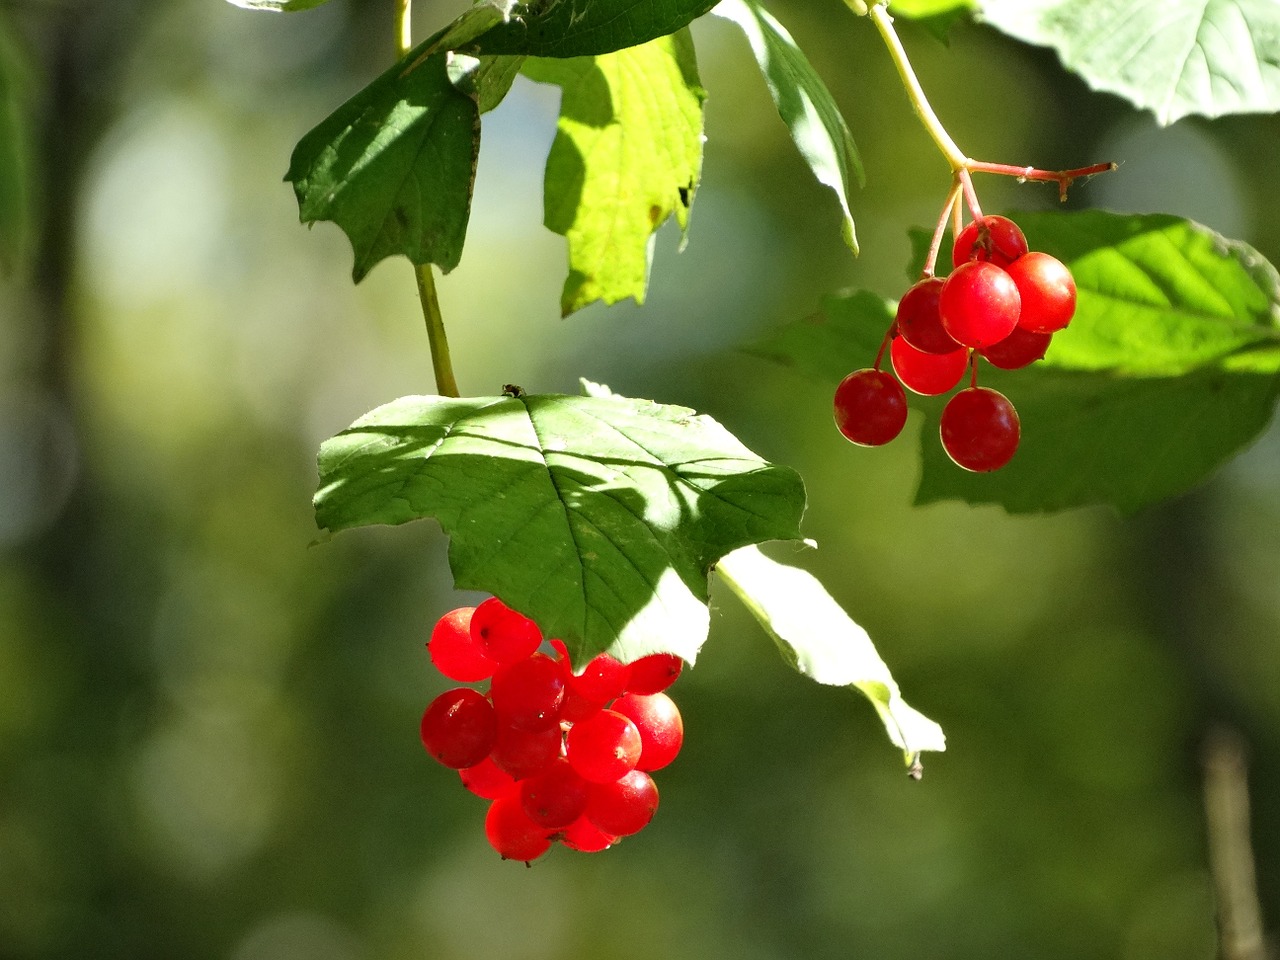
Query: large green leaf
716,545,945,772
714,0,863,254
285,50,480,281
522,33,705,315
453,0,720,58
750,211,1280,514
315,391,806,665
0,10,32,276
977,0,1280,124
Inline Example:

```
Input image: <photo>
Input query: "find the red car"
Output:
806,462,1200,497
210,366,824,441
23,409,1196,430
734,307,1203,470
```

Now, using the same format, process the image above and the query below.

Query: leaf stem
921,181,961,278
968,159,1120,202
415,264,461,398
396,0,462,398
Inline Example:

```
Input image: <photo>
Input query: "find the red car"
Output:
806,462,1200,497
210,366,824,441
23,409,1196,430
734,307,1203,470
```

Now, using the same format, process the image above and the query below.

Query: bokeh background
2,1,1279,958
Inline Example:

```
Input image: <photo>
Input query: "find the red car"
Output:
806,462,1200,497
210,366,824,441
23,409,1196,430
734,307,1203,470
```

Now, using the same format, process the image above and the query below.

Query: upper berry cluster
419,597,685,863
833,214,1076,472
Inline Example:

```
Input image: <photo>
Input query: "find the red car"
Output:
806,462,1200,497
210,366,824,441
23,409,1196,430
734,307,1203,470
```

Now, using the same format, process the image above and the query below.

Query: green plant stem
415,263,461,398
396,0,462,398
868,4,967,171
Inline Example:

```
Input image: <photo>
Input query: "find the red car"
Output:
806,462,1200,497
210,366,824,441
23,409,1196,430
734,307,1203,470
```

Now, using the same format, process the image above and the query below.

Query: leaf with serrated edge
315,392,806,666
523,33,705,315
716,545,946,767
457,0,720,58
285,50,479,281
977,0,1280,125
714,0,863,254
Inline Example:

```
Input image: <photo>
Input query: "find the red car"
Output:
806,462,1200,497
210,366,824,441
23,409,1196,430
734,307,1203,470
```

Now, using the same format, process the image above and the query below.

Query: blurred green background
2,1,1279,958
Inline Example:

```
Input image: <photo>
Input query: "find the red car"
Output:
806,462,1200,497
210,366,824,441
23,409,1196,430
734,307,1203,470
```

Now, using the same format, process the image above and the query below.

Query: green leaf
977,0,1280,124
751,212,1280,514
0,10,33,276
315,391,806,666
522,33,705,315
916,211,1280,513
450,55,527,113
454,0,720,58
285,50,480,281
890,0,972,16
716,545,945,770
714,0,863,255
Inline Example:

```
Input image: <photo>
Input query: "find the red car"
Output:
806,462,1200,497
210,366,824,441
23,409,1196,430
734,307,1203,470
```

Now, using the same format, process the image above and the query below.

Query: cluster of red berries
833,215,1076,471
419,597,685,863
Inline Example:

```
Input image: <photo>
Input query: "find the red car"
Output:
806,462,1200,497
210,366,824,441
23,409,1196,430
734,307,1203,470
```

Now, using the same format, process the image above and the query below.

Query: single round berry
940,387,1021,472
952,215,1028,268
470,597,542,665
459,756,517,800
833,369,908,447
428,607,497,682
979,327,1052,370
939,261,1021,349
489,719,562,779
624,653,684,695
490,652,565,731
1008,251,1076,333
611,692,684,771
485,790,553,863
420,688,497,769
565,709,643,783
565,650,631,707
560,814,618,853
520,757,590,829
890,337,969,396
585,769,659,838
895,276,960,355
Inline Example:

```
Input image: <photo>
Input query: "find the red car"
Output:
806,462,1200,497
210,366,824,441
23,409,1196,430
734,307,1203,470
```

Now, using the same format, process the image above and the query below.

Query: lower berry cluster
833,215,1076,472
420,597,685,863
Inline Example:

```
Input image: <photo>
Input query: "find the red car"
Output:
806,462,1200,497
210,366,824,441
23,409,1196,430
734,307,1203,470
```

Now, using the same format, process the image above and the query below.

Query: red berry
490,652,565,731
560,814,618,853
485,790,553,862
428,607,497,682
611,692,683,771
890,337,969,396
566,650,631,707
565,709,642,783
952,215,1028,268
624,653,683,695
895,276,960,355
458,756,517,800
940,387,1020,472
939,261,1021,348
1008,251,1076,333
519,757,590,829
979,327,1052,370
833,369,908,447
489,719,562,779
585,770,660,838
471,597,541,665
420,688,497,769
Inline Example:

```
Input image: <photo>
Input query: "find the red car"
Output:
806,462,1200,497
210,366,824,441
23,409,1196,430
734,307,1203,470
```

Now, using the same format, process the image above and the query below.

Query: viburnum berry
940,386,1021,472
624,653,683,695
979,326,1052,370
585,769,660,838
428,607,497,682
833,369,908,447
952,214,1028,268
519,757,591,830
565,709,643,783
890,336,969,396
489,718,562,779
490,652,565,730
895,276,959,355
939,261,1021,349
420,688,497,769
485,790,553,863
560,814,618,853
611,691,684,772
459,756,517,800
1007,251,1076,333
471,597,541,665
